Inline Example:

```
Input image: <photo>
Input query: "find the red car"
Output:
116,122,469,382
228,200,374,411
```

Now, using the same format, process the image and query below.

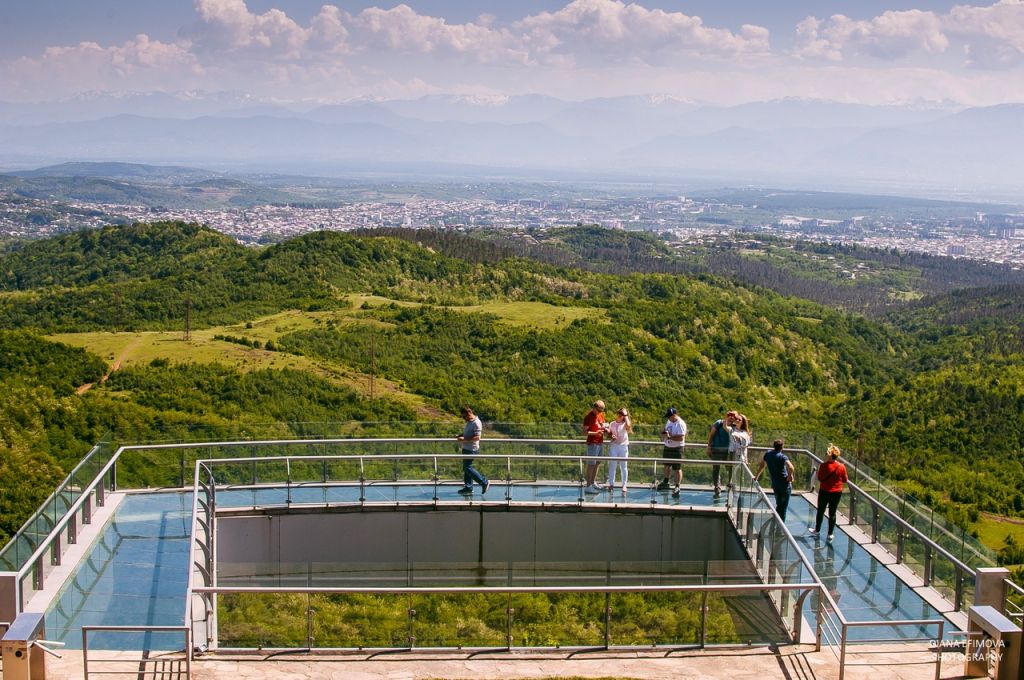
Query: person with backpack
809,444,849,544
707,410,738,496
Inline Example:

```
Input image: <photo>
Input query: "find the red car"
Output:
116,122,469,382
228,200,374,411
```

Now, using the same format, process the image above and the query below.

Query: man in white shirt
657,407,687,497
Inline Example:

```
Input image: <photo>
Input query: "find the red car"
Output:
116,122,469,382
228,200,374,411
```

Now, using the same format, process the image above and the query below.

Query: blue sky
1,0,1022,105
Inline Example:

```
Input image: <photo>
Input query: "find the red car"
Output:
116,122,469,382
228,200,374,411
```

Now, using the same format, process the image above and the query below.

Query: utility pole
112,290,123,332
184,297,192,341
369,334,376,399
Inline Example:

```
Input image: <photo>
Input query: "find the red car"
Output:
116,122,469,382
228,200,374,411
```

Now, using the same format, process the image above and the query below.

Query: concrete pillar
975,567,1010,613
0,572,18,624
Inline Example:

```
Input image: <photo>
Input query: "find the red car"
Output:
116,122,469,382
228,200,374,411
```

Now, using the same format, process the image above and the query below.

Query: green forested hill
0,222,1022,560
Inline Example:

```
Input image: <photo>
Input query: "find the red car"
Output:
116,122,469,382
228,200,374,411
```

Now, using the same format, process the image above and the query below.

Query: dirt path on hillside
982,511,1024,526
75,336,143,395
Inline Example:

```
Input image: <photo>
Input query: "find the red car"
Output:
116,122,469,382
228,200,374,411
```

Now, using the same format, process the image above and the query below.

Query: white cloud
2,35,201,98
346,4,527,64
793,1,1024,69
191,0,308,58
947,0,1024,68
793,10,947,60
3,0,1024,105
518,0,770,64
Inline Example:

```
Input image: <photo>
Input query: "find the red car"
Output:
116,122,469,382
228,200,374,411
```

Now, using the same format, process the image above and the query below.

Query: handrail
82,624,191,680
184,462,206,662
194,583,817,595
812,448,995,566
12,448,121,587
800,450,977,579
9,435,1012,630
1005,578,1024,623
0,437,110,566
190,451,747,465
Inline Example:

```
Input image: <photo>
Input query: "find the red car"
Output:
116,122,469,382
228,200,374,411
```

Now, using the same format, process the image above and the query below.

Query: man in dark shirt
755,439,795,521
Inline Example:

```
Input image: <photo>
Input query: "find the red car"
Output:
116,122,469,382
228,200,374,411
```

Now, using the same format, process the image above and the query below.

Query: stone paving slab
45,645,968,680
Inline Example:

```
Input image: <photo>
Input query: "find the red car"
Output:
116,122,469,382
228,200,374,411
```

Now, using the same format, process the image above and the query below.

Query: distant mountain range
0,93,1021,200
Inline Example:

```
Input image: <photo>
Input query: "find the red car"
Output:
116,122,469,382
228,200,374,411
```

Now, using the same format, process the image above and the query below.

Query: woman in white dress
608,408,632,492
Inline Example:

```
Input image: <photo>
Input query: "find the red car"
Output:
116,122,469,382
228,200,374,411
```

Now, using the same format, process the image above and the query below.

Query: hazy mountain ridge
0,95,1019,199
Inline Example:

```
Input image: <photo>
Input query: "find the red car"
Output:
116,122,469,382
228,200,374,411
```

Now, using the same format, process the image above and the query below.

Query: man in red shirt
582,400,607,494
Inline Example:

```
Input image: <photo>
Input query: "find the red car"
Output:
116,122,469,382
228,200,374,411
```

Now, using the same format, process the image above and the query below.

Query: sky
1,0,1023,105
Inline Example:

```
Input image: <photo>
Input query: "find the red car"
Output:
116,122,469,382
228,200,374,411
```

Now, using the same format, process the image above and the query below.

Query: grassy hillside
0,222,1022,558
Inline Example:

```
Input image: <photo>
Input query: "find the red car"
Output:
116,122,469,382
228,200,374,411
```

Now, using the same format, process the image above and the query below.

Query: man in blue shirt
456,406,490,496
755,439,795,520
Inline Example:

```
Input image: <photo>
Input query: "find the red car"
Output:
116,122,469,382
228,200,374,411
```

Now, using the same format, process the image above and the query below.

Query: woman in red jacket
810,444,848,544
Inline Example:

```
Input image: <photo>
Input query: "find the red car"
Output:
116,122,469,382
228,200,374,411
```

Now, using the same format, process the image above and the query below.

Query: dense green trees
0,221,1022,548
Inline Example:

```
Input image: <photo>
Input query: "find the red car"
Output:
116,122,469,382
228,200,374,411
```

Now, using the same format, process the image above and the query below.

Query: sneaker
656,480,671,491
457,486,473,495
671,487,681,498
482,480,491,495
827,534,834,544
808,527,819,536
713,485,722,497
621,484,628,493
584,484,600,494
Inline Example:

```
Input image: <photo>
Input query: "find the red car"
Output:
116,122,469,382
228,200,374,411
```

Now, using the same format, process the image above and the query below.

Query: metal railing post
871,504,880,544
50,532,61,566
96,475,105,507
407,598,416,649
604,590,612,649
849,489,857,525
923,544,933,586
506,592,514,650
286,457,292,505
505,454,513,502
432,455,439,503
68,510,77,545
306,595,314,649
896,525,904,563
82,627,89,679
954,568,964,611
359,457,366,503
934,620,944,680
815,587,823,652
700,590,708,648
838,624,848,680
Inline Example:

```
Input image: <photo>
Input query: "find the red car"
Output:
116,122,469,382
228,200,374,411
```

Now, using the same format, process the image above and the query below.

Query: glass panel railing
412,592,510,648
312,593,411,648
2,462,117,601
217,592,308,648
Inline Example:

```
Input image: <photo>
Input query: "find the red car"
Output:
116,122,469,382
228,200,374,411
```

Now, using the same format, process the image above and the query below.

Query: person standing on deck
456,406,489,496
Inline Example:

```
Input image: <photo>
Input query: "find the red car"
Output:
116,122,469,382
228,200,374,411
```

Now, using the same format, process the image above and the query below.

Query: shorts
663,446,682,471
586,443,603,462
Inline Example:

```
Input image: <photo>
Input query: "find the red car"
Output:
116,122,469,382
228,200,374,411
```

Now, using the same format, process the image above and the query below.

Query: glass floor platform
44,492,192,650
44,487,951,649
783,497,946,642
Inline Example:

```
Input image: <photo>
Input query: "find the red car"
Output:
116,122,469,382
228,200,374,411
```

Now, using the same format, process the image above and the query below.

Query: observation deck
1,434,1021,680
